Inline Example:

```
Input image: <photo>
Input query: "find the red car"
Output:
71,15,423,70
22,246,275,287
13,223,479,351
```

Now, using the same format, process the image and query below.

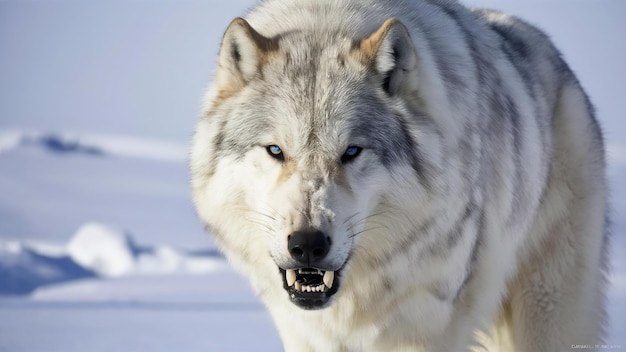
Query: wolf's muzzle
281,230,340,309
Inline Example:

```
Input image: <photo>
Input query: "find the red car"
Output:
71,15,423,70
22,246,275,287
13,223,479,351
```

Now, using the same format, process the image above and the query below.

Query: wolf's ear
215,18,278,97
358,18,418,95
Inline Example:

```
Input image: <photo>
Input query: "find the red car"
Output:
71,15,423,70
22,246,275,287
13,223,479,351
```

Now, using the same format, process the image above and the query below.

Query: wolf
190,0,609,350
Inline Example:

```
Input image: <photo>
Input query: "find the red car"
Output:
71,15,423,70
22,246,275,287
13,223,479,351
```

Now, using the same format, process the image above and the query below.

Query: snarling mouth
279,267,340,309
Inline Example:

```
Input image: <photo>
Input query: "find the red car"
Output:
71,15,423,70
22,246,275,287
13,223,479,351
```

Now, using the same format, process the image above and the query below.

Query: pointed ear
214,18,278,100
358,18,418,95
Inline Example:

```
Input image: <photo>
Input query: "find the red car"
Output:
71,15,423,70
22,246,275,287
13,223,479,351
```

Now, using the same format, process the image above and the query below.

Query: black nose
288,230,330,265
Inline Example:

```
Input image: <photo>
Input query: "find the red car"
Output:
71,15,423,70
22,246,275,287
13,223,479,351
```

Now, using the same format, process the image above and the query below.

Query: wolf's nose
288,230,330,265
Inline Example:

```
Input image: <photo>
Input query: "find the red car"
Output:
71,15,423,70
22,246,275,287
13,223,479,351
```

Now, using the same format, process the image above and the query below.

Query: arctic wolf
190,0,608,350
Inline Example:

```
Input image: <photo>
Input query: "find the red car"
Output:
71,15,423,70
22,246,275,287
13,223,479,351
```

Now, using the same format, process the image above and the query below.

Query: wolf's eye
341,146,362,164
266,145,285,161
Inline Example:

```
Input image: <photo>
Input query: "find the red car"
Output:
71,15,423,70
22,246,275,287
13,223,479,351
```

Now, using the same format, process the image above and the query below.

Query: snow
0,130,187,162
0,274,281,352
0,223,280,351
67,223,138,277
0,241,94,295
0,132,204,248
1,223,228,295
0,0,624,350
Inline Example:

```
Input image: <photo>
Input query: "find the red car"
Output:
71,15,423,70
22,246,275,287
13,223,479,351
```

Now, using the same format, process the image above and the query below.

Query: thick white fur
190,0,608,351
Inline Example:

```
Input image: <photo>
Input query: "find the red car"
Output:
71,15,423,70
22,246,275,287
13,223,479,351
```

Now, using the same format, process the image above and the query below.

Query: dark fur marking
231,39,241,63
423,3,480,97
373,212,438,269
484,19,536,105
488,24,529,60
382,73,392,93
213,119,227,154
396,114,427,185
230,39,242,75
453,208,485,303
444,201,476,250
347,100,425,185
440,5,533,227
381,43,402,95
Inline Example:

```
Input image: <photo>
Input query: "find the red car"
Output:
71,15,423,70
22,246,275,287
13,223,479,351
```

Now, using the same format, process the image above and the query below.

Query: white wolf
190,0,608,350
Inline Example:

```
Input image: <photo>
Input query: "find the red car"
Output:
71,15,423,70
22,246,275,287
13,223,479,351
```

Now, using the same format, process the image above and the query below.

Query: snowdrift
0,130,186,162
0,223,224,295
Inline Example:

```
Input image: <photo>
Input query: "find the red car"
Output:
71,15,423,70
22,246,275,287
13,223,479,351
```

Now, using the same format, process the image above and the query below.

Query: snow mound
66,223,224,277
0,223,225,295
0,130,186,162
67,223,138,277
0,241,95,295
135,246,220,274
0,131,105,156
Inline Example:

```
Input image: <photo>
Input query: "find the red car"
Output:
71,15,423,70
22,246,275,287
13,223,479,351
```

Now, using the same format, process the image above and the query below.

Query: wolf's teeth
295,281,302,291
286,269,296,287
323,271,335,288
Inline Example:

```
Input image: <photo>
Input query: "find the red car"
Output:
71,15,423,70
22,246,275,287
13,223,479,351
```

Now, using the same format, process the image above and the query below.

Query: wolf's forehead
279,30,353,61
256,34,367,132
274,31,359,80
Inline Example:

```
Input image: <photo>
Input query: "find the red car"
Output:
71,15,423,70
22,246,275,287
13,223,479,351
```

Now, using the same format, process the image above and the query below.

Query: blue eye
345,146,359,156
266,145,284,161
341,146,362,164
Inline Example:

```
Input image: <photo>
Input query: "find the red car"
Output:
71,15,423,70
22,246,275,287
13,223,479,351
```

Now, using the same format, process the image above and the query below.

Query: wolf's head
191,18,439,310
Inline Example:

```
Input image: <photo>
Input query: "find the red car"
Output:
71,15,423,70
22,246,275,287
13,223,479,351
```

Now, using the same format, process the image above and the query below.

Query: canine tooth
318,285,324,292
295,281,302,291
323,271,335,288
286,269,296,286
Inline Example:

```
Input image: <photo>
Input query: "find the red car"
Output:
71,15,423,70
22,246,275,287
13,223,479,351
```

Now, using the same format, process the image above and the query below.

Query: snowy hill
0,130,187,161
0,130,207,248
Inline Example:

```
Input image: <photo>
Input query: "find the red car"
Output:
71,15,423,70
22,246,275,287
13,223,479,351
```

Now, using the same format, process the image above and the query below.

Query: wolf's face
191,18,429,309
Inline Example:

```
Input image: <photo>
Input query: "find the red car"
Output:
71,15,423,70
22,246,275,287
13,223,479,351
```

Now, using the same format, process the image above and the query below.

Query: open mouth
279,267,340,310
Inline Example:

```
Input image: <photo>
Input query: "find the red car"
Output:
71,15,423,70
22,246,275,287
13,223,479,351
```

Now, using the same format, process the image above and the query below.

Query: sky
0,0,255,142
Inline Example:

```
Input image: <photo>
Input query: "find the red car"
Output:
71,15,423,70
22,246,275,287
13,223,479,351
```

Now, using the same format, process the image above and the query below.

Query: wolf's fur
190,0,608,350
